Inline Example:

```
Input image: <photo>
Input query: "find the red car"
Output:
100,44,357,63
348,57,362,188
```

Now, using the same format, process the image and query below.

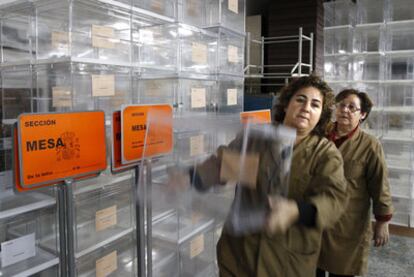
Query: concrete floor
366,234,414,277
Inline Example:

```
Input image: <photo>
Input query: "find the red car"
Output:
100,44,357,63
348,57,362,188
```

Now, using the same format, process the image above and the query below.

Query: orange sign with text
111,111,136,173
17,111,107,188
240,110,271,125
121,105,173,163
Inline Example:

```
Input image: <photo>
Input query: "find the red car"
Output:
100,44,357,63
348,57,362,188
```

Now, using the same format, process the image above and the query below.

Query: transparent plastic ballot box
382,111,414,141
324,25,353,55
151,238,179,277
152,212,216,276
34,0,132,65
387,166,414,199
381,138,414,170
133,74,216,115
385,21,414,52
383,83,414,110
353,24,384,53
0,204,59,277
1,65,34,121
0,1,34,64
353,53,385,81
356,0,387,25
133,23,218,76
75,232,137,277
71,176,135,258
164,121,295,236
0,170,13,192
173,129,216,164
34,61,132,120
213,75,243,114
324,54,352,81
385,53,414,80
177,0,206,29
390,196,413,227
388,0,414,22
206,26,245,76
132,0,176,19
323,0,356,28
204,0,246,35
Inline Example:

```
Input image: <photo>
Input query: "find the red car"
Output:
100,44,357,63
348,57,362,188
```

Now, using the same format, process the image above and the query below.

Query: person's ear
360,112,367,121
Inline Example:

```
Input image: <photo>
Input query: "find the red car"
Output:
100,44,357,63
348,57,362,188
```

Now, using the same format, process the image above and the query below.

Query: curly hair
335,89,373,122
272,75,335,137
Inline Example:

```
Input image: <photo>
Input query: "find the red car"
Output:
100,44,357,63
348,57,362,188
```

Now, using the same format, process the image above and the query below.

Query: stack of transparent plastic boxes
1,0,246,276
324,0,414,227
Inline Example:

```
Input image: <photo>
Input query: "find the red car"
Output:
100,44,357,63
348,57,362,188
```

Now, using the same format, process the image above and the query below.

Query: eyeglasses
335,102,361,113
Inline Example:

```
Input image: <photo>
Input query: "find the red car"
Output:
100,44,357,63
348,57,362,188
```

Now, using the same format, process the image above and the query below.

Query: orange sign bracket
111,111,138,173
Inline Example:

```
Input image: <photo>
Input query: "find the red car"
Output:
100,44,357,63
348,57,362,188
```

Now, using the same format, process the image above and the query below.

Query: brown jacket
318,128,394,276
196,134,347,277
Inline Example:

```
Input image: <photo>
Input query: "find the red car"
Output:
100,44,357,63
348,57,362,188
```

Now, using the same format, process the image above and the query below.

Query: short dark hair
335,89,373,122
272,75,335,137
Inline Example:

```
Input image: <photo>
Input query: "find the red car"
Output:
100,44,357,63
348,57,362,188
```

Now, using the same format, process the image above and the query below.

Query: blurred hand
266,196,299,235
166,166,191,191
373,221,389,247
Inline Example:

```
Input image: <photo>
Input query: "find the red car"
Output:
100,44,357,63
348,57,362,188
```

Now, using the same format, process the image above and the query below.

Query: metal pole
310,32,314,74
298,28,303,76
246,32,251,75
57,184,67,277
146,160,153,277
135,166,146,277
261,36,265,75
64,180,75,277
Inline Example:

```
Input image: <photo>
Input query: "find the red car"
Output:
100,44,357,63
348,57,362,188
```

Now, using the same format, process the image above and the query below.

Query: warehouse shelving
324,0,414,227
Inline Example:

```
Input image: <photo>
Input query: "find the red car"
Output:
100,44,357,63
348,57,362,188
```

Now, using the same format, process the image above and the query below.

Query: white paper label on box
228,45,239,63
51,31,69,50
190,135,204,157
191,88,206,108
227,88,238,106
96,251,118,277
52,86,72,108
145,81,163,97
96,205,117,231
92,25,115,49
1,233,36,267
190,234,205,258
151,0,164,11
92,25,114,38
187,0,198,16
228,0,239,14
192,42,208,64
92,75,115,97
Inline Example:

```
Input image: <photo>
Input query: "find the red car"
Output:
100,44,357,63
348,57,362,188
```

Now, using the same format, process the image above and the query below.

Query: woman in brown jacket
317,89,394,277
188,75,348,276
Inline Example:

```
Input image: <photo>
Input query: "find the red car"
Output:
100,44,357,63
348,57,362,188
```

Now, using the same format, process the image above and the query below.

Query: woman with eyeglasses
316,89,394,277
172,75,348,276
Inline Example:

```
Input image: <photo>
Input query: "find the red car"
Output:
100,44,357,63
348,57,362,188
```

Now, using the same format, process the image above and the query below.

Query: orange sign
240,110,271,125
13,125,67,192
17,111,107,188
121,105,173,163
111,111,137,173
